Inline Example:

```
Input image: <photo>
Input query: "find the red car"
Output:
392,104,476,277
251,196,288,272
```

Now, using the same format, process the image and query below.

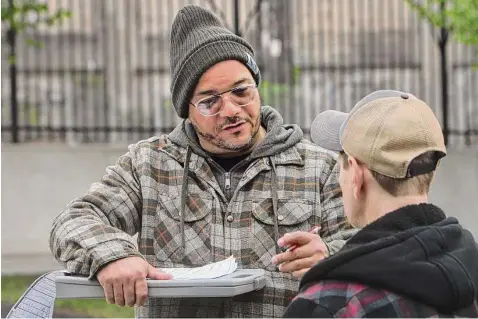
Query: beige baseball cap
311,90,447,178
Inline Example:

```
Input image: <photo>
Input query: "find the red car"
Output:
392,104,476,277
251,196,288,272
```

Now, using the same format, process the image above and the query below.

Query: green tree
2,0,71,50
2,0,71,143
405,0,478,63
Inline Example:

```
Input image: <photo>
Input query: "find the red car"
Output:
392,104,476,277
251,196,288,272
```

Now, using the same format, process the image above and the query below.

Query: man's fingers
272,251,296,265
103,283,115,304
123,279,136,307
148,266,173,280
95,257,154,306
272,244,315,265
96,258,171,308
278,231,316,248
113,282,125,307
292,268,311,279
278,256,318,273
135,279,148,307
151,272,173,280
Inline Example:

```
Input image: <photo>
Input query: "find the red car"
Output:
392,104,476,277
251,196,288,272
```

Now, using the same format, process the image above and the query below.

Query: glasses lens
230,85,255,106
197,95,222,116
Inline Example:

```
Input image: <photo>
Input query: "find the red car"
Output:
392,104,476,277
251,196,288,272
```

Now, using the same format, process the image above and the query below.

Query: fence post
234,0,240,36
439,0,449,146
7,0,19,143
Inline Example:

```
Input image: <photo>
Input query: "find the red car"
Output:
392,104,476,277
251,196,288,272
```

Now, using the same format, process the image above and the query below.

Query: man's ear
349,156,364,200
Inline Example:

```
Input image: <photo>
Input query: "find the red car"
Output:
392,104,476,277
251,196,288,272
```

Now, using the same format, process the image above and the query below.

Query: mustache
216,116,252,131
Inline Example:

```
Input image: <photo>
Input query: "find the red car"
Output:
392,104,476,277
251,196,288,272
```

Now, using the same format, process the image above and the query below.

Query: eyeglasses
190,83,257,117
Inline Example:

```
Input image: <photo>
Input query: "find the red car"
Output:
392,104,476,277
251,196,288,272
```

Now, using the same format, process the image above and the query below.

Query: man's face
339,154,366,228
188,60,263,156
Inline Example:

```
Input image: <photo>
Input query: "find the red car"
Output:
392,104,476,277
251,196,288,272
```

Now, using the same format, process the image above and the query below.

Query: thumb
147,265,173,280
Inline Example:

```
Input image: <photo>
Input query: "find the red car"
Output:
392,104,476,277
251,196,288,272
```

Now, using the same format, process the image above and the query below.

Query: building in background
1,0,477,146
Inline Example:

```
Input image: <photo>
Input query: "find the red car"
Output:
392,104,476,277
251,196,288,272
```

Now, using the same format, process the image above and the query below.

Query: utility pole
8,0,19,143
438,0,449,145
234,0,240,36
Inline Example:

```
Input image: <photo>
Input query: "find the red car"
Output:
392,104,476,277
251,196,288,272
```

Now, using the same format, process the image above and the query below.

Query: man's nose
219,98,241,117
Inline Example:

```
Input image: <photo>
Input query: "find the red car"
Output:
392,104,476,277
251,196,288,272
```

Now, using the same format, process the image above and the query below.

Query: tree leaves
405,0,478,66
1,0,71,34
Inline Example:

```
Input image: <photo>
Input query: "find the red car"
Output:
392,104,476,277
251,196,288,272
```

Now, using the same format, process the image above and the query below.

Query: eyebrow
196,78,250,97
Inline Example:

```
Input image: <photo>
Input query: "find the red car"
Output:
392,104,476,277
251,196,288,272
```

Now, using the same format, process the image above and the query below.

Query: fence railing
2,0,477,146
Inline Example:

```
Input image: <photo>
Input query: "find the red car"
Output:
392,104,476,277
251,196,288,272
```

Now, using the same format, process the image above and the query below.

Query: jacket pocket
153,192,213,266
249,198,314,271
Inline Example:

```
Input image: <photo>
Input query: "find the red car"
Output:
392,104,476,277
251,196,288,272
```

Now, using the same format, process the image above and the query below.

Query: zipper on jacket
224,172,231,190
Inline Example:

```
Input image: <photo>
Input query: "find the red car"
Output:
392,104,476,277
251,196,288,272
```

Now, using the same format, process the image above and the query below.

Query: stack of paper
163,256,237,280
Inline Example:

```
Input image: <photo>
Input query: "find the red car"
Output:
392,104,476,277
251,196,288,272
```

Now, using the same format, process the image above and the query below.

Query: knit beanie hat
169,5,261,118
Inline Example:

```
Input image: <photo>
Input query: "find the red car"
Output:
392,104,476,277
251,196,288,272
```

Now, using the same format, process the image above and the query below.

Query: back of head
311,90,447,196
340,150,441,196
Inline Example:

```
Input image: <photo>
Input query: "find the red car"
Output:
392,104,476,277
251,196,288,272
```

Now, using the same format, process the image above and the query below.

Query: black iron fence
2,0,477,146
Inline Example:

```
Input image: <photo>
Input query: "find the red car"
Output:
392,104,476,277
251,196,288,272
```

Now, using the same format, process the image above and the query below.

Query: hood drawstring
179,146,192,259
269,157,280,254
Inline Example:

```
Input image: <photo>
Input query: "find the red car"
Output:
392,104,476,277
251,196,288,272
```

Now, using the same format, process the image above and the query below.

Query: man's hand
96,256,172,307
271,231,329,278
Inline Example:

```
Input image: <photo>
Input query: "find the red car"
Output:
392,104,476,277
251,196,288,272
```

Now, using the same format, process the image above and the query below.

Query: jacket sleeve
283,296,335,318
49,143,145,278
317,156,358,255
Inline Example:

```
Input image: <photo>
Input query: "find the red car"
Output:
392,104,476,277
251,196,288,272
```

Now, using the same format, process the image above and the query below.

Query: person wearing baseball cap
283,90,478,317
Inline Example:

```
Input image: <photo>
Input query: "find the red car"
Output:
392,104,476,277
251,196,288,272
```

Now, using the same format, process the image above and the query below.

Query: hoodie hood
165,105,304,259
168,105,303,160
301,203,478,314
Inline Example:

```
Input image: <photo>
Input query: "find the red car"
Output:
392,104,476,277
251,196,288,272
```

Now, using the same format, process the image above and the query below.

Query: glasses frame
190,83,258,117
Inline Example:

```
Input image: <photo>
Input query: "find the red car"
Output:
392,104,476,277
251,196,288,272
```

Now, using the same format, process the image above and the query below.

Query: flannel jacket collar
159,128,304,170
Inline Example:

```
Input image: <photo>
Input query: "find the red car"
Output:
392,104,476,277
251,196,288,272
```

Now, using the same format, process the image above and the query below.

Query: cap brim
310,110,348,152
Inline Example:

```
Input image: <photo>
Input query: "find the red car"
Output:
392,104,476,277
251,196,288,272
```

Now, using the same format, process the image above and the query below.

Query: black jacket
284,204,478,317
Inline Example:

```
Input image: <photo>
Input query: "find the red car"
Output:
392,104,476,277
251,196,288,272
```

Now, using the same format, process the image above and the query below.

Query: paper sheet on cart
161,256,238,280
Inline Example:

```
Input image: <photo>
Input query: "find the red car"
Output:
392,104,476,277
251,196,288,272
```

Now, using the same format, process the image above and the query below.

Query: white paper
161,256,237,280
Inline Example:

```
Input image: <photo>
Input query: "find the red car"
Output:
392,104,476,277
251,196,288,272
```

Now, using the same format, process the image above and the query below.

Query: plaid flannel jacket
284,280,478,318
49,135,356,318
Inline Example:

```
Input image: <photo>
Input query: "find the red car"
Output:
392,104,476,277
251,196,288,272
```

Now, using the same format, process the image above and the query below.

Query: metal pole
234,0,240,36
439,0,449,145
257,0,262,69
8,0,19,143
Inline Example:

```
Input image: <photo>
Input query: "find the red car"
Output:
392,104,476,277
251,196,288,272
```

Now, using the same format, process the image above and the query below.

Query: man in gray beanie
50,5,356,318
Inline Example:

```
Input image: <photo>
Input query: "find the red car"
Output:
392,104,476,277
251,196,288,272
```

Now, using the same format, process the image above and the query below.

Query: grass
1,275,134,318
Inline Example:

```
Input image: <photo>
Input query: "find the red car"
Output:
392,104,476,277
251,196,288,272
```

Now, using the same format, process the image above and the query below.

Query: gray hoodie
169,105,304,201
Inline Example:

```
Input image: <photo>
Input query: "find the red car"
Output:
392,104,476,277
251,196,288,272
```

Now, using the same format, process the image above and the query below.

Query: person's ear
349,156,364,200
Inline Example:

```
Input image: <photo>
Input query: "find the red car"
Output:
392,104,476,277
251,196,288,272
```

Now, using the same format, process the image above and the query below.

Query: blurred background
1,0,477,317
